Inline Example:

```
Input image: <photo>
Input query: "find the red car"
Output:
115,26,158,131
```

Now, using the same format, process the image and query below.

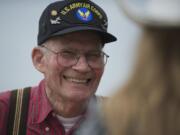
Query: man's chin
65,93,91,102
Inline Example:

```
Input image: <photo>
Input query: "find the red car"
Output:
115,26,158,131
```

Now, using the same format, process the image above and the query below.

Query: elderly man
0,0,117,135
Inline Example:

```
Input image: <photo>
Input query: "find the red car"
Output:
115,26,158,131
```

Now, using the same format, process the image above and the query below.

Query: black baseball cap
38,0,117,45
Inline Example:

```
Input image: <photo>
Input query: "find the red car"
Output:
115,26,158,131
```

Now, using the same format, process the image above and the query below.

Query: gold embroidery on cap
60,2,103,19
51,10,58,16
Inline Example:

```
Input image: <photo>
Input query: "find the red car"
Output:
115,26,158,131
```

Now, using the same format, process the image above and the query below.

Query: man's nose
72,56,91,72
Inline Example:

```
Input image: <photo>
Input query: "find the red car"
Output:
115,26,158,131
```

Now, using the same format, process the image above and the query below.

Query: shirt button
52,112,56,117
45,127,50,132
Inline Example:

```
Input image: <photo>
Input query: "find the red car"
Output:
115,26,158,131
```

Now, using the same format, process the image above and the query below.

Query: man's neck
46,88,89,117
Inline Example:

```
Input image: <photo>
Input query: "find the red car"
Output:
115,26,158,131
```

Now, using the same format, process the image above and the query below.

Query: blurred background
0,0,140,96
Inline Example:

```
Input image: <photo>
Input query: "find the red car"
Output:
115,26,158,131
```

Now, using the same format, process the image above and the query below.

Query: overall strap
7,87,31,135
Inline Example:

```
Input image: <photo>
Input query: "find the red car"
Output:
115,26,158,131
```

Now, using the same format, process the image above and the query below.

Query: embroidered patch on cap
50,9,62,24
76,7,93,22
51,10,58,16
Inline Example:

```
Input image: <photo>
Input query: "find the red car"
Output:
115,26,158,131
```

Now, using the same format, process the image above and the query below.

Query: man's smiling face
42,31,105,102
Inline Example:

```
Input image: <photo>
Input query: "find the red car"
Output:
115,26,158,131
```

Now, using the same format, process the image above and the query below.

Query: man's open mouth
63,76,91,84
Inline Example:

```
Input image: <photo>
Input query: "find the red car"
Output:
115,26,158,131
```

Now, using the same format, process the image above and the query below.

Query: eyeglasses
42,46,109,68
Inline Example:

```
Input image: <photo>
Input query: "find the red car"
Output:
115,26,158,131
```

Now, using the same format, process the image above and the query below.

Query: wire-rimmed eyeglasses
42,46,109,68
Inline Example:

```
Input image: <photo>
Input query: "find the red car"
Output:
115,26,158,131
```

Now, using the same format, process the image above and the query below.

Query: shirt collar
30,80,98,125
31,80,53,124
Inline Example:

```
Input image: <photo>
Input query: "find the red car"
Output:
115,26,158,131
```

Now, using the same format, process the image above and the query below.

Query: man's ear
31,47,46,73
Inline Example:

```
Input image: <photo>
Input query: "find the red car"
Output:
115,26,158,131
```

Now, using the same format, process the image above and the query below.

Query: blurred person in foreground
104,0,180,135
0,0,117,135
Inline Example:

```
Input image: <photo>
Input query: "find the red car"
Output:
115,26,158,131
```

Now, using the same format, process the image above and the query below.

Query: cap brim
50,26,117,44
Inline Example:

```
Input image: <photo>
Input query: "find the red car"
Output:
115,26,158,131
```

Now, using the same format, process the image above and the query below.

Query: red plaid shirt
0,80,85,135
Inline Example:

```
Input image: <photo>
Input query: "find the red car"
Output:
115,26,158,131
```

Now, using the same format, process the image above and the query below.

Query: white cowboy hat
116,0,180,27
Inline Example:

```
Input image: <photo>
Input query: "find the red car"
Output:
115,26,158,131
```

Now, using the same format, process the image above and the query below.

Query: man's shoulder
0,87,32,106
0,90,11,103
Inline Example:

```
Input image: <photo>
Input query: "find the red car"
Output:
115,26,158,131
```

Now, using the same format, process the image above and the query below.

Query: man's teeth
66,77,89,83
